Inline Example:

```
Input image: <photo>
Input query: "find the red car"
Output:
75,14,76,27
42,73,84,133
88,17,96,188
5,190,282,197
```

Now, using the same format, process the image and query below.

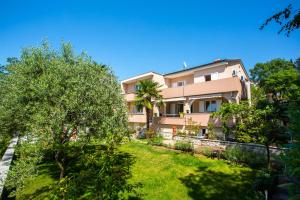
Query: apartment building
121,59,251,139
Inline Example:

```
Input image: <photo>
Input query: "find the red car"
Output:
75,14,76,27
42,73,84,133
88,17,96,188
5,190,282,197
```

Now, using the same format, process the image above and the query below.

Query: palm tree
135,80,163,130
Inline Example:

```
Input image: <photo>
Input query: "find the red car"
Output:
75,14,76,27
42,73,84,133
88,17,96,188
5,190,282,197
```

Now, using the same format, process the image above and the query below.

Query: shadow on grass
179,166,257,200
18,144,142,199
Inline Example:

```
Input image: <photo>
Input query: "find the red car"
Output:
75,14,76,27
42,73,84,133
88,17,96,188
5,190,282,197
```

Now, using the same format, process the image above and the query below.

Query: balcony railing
128,113,146,123
160,113,180,117
128,112,144,115
123,93,136,102
156,113,214,126
160,77,242,99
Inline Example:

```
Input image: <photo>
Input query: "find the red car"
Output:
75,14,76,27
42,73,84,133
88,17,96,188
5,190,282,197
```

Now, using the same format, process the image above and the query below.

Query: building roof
122,59,249,82
164,59,235,75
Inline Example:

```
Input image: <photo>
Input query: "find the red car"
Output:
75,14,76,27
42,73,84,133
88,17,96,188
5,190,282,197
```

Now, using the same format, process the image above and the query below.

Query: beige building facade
121,59,251,139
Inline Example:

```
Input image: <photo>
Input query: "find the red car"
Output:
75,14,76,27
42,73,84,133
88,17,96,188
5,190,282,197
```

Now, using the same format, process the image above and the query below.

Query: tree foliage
135,79,163,130
260,4,300,36
0,41,129,180
213,58,299,169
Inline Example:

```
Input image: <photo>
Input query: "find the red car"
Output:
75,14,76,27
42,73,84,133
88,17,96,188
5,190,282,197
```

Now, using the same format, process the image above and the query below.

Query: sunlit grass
17,141,258,200
119,142,257,200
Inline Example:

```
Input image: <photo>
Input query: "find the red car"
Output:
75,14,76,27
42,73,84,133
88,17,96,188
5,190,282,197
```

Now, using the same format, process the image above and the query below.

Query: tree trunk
146,108,150,130
60,163,65,179
55,149,66,179
266,144,271,170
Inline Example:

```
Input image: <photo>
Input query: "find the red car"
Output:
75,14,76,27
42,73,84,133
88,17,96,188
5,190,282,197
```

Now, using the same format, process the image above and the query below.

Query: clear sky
1,0,300,80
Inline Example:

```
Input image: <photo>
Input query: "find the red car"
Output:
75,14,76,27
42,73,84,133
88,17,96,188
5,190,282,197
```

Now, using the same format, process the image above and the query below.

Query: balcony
157,113,213,126
123,93,136,102
160,77,242,99
160,86,184,99
128,113,146,123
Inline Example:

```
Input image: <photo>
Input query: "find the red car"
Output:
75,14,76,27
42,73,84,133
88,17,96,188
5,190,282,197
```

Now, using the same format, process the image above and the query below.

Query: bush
0,134,11,158
207,122,217,140
253,169,278,198
148,135,164,146
145,128,156,139
176,131,186,137
197,147,224,159
174,141,193,152
223,146,266,168
5,140,44,197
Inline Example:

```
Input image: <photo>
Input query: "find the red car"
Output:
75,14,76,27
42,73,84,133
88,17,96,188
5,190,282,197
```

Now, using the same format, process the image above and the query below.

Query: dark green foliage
253,169,278,197
0,41,132,198
5,138,44,197
175,141,193,152
223,146,267,169
48,144,140,200
260,4,300,36
0,134,11,158
135,80,163,130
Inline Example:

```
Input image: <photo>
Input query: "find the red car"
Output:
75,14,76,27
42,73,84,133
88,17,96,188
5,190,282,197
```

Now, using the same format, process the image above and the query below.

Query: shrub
207,122,217,139
5,140,44,197
198,147,223,159
253,169,278,199
176,131,186,137
223,146,266,168
0,134,11,158
145,128,156,139
174,141,193,152
148,135,164,146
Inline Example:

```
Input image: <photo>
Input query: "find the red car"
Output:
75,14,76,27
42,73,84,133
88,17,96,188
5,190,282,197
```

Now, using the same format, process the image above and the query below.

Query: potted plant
179,112,185,118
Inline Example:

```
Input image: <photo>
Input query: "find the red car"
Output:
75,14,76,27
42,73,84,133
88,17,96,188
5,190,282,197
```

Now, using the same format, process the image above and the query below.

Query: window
232,70,237,77
172,81,185,88
134,84,141,91
177,81,185,87
241,75,244,81
176,103,184,113
135,105,143,114
201,129,206,136
205,100,217,112
205,74,211,82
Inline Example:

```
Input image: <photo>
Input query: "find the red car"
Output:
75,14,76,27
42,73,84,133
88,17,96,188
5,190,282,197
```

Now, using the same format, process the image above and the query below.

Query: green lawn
120,142,258,200
17,142,259,200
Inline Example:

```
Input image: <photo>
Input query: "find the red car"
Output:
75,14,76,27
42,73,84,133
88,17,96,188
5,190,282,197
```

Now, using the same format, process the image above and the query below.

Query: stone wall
173,136,285,155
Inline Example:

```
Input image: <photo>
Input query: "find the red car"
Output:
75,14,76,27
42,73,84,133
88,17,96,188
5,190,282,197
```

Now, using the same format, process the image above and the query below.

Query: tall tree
135,80,163,130
213,101,288,169
0,41,128,179
260,4,300,36
251,59,299,124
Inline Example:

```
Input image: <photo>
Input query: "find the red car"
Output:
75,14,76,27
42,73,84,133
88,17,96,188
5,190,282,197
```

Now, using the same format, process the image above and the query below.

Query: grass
0,135,12,158
120,142,258,200
16,141,259,200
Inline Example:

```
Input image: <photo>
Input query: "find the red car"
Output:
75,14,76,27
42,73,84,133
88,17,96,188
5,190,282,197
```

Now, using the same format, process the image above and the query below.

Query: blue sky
1,0,300,80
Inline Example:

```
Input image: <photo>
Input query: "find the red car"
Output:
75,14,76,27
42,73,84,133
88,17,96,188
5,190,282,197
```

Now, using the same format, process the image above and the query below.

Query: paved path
0,135,19,196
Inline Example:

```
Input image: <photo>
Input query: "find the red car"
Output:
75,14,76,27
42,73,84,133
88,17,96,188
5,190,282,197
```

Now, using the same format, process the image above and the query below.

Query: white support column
153,103,159,117
184,101,190,114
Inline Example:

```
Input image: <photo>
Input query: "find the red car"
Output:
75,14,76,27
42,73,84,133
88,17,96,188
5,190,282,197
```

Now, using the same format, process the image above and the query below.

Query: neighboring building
121,59,251,139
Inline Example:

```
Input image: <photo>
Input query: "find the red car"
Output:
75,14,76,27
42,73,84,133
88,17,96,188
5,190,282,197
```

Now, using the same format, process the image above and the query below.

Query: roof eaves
163,59,228,76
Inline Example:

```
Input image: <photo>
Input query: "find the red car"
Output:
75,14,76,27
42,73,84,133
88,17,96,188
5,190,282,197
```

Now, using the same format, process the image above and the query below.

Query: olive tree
0,41,128,179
